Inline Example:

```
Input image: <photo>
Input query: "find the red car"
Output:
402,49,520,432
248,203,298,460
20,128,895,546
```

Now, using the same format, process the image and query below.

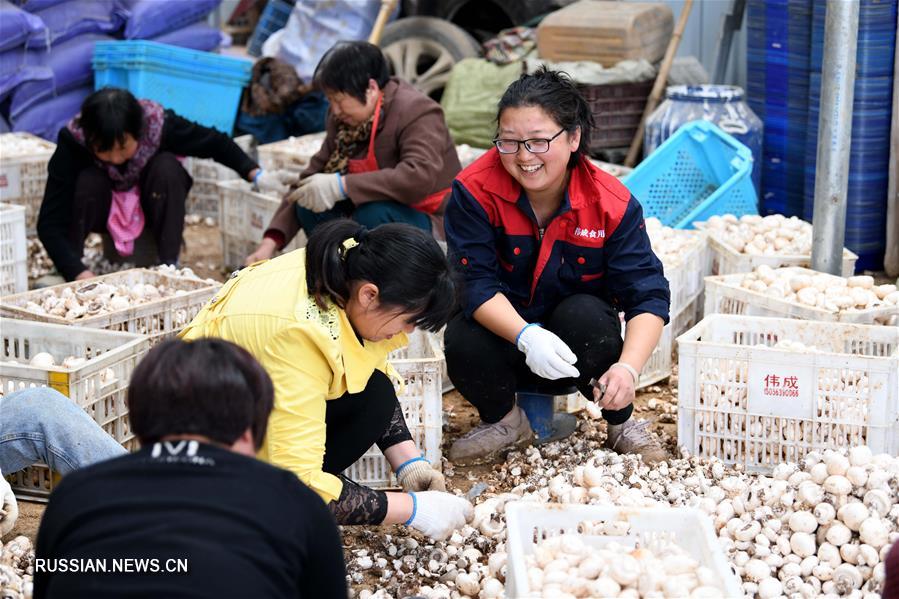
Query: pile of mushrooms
0,536,33,599
523,533,726,598
729,266,898,319
0,133,54,157
644,218,706,268
344,408,895,599
700,213,847,257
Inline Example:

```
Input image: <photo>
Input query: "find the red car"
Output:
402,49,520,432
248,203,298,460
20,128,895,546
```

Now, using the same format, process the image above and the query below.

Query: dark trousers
295,199,431,236
321,370,399,474
445,294,633,425
69,152,192,266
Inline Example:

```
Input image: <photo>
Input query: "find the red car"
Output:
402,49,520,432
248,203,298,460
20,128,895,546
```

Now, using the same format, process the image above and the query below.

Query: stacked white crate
184,134,255,221
677,314,899,473
1,318,150,499
342,330,444,488
0,132,56,235
218,179,304,270
0,203,27,295
639,225,708,387
257,131,326,173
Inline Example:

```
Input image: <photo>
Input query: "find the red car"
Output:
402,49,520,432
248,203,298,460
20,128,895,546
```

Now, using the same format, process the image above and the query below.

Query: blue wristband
336,172,346,198
405,492,418,526
515,322,541,347
395,456,428,476
253,169,263,184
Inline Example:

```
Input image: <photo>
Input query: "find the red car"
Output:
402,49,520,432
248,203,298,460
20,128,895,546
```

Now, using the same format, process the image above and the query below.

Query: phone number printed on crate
747,362,814,420
762,374,800,398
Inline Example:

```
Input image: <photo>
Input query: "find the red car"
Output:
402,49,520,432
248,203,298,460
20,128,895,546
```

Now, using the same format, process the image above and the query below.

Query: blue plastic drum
644,85,763,197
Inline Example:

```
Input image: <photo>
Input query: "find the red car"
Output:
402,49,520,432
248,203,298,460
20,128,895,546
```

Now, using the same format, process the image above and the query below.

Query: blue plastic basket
624,121,758,229
248,0,294,57
93,41,252,134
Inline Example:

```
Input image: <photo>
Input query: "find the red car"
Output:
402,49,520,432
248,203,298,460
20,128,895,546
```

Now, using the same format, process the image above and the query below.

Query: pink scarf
106,187,144,256
67,100,165,256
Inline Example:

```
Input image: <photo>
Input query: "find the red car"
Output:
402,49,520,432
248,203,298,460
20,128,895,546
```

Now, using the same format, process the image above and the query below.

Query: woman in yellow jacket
180,219,473,540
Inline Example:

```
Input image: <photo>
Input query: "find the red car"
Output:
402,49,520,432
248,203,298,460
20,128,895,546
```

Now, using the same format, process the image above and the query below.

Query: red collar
478,151,626,208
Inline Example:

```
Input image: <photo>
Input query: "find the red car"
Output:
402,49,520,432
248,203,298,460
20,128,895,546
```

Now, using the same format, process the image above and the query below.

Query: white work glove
253,169,295,195
0,471,18,537
286,172,345,213
396,457,446,492
406,491,474,541
516,323,580,380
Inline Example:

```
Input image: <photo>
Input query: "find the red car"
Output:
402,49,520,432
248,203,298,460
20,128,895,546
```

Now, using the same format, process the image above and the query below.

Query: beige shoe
449,406,534,465
604,418,668,464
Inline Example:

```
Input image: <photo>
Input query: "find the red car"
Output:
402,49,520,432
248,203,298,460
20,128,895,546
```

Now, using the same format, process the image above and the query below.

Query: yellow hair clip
340,237,359,260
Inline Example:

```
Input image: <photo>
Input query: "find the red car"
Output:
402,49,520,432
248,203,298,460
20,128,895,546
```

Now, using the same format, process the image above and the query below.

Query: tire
380,17,482,100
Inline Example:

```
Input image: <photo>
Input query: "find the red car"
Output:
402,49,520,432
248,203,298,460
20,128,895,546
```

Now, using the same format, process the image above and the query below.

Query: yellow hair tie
340,237,359,260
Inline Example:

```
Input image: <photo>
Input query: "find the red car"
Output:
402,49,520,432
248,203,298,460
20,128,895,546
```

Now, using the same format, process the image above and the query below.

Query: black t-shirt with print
34,442,347,599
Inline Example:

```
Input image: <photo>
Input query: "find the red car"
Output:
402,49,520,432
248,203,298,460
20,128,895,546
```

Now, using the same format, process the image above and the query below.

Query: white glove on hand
0,471,18,537
516,323,580,380
396,458,446,492
253,169,295,195
286,173,345,213
407,491,474,541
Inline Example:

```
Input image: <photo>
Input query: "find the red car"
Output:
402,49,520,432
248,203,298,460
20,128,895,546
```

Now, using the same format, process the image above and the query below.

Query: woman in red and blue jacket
444,68,671,465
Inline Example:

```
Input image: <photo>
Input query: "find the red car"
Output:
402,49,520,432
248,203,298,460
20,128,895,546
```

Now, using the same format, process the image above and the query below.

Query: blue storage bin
248,0,294,58
93,40,252,134
624,121,758,229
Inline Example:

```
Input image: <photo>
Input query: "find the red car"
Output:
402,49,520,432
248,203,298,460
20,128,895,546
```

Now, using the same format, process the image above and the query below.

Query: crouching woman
181,219,473,540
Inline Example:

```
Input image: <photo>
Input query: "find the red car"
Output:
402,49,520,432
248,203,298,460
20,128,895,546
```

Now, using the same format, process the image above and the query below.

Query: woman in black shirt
38,87,287,281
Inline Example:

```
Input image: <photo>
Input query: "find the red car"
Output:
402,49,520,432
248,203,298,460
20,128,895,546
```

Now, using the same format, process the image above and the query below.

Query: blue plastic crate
624,121,758,229
93,41,252,134
248,0,294,57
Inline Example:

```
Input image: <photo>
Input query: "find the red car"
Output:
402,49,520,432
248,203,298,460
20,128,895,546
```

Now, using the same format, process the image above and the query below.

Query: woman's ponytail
305,219,362,310
304,218,456,331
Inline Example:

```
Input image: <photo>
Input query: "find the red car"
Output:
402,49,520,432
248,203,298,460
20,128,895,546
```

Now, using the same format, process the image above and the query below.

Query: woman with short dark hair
245,41,461,265
35,338,348,599
444,68,671,465
181,219,473,541
38,87,288,281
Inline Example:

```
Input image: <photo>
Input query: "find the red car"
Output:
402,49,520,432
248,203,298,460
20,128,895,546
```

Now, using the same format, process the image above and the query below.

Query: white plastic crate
647,224,708,316
677,314,899,473
637,293,702,389
0,203,27,296
0,132,56,235
218,179,304,270
0,268,219,344
257,131,326,173
1,318,150,499
704,267,898,325
184,135,255,221
505,503,743,598
696,227,858,276
342,330,444,488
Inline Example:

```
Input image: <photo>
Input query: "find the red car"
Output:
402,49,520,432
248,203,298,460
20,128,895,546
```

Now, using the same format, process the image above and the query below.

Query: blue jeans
296,199,432,236
0,388,126,475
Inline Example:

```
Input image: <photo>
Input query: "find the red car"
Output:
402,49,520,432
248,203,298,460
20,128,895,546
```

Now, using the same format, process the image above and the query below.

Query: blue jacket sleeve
602,196,671,323
444,180,503,318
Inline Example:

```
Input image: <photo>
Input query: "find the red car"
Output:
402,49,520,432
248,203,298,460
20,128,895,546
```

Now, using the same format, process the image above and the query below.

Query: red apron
346,93,449,215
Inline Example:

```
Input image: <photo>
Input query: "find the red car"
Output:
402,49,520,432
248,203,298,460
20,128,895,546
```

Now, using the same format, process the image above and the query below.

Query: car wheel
381,17,482,100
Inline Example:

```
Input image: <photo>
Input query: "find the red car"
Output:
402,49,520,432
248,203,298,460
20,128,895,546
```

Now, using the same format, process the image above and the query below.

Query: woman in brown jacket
246,41,461,265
